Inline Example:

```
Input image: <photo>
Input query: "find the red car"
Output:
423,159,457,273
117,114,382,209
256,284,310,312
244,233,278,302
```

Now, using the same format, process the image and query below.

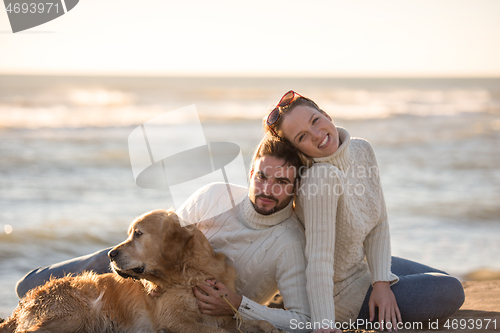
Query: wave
0,225,123,257
1,76,499,128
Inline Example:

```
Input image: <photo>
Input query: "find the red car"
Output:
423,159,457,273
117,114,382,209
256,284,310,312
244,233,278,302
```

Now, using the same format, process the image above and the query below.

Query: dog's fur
0,209,283,333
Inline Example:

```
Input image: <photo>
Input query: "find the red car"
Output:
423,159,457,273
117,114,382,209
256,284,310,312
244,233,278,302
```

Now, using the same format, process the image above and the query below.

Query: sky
1,0,499,77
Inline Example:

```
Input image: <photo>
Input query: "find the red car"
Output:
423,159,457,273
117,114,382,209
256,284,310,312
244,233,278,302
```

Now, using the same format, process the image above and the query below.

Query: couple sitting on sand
16,91,464,333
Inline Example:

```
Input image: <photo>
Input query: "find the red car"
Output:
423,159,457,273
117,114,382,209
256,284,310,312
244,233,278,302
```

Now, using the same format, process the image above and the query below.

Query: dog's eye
134,230,143,237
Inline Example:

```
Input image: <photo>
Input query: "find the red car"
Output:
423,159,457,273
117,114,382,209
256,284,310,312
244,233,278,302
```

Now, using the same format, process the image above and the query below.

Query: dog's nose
108,249,119,260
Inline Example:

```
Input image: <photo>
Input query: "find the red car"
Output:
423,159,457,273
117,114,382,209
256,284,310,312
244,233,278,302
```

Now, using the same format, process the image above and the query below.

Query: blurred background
1,0,500,318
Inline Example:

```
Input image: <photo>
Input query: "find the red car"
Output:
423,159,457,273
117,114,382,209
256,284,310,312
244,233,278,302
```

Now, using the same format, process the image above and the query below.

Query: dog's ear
161,213,195,268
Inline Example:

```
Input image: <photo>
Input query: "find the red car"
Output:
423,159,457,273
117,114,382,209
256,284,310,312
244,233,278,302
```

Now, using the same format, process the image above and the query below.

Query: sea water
0,75,499,317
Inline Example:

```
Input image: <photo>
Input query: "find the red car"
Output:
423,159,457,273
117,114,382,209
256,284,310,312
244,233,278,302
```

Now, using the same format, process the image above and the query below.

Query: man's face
248,155,297,215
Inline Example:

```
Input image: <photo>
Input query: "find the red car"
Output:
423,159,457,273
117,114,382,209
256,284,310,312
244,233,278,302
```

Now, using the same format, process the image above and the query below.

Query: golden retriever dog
0,209,284,333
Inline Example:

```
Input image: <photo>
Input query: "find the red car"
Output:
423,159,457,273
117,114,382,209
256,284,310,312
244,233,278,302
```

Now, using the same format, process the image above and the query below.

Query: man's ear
294,178,300,195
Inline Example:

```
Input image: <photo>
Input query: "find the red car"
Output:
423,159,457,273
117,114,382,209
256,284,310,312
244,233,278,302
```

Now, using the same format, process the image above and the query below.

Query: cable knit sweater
295,127,399,326
177,183,311,332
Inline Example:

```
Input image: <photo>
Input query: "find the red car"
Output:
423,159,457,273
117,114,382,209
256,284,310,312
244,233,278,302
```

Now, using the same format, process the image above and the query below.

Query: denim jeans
16,251,465,325
357,256,465,323
16,247,113,298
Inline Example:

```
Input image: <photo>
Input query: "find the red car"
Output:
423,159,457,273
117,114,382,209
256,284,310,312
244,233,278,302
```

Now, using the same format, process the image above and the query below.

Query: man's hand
369,281,402,331
193,279,243,316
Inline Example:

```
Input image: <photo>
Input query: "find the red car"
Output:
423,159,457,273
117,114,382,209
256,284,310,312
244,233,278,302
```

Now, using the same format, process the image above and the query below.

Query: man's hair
250,134,305,183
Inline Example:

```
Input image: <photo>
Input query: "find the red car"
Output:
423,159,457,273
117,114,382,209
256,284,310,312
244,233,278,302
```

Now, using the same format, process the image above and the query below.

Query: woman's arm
298,164,344,328
361,143,400,331
362,143,398,285
363,192,398,284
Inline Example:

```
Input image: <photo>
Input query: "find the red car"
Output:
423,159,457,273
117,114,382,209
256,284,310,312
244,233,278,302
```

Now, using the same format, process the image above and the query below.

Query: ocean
0,75,499,318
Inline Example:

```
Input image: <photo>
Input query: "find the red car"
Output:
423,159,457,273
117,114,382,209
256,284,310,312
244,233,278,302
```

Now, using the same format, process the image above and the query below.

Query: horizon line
1,72,500,79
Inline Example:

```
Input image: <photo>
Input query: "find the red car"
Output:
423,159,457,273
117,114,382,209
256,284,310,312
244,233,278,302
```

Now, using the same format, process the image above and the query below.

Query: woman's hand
193,279,242,316
369,281,402,331
312,328,342,333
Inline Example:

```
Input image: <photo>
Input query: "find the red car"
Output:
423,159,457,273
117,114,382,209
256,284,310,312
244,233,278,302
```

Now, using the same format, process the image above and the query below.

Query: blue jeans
357,256,465,323
16,252,464,324
16,247,113,298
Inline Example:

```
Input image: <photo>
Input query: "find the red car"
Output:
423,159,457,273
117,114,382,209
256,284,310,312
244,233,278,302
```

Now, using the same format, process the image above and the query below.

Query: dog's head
108,209,204,285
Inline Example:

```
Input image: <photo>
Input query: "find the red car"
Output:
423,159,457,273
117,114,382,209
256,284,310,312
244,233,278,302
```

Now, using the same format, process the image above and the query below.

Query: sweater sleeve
237,241,311,333
362,145,399,285
298,164,344,327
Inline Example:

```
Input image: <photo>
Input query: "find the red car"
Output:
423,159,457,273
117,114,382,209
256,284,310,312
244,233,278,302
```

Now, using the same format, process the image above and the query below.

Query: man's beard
251,194,290,215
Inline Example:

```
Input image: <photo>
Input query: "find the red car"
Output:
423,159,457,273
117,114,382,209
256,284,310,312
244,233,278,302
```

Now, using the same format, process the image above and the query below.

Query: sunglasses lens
278,91,295,107
267,91,301,128
266,108,280,126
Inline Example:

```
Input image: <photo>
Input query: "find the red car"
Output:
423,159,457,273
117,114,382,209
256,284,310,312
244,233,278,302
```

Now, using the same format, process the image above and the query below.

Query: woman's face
280,105,339,158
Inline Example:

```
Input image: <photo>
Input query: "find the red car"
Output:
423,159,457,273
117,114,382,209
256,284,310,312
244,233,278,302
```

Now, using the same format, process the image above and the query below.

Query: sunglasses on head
266,90,304,135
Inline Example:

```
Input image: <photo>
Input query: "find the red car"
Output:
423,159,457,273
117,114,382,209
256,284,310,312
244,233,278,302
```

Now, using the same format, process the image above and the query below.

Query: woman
263,91,465,333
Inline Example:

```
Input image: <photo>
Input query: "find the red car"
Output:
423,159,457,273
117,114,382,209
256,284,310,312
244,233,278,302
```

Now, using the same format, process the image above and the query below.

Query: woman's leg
15,247,113,298
358,257,465,323
389,256,449,276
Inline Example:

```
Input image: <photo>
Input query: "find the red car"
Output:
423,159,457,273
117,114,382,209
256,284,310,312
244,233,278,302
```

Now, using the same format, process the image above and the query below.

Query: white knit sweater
295,127,399,325
177,183,311,332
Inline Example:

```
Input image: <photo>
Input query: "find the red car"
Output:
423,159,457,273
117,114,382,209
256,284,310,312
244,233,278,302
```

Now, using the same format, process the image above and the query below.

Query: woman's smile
318,133,330,148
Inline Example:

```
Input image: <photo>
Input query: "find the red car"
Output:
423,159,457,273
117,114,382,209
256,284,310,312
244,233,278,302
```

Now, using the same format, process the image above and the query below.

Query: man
16,135,311,332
